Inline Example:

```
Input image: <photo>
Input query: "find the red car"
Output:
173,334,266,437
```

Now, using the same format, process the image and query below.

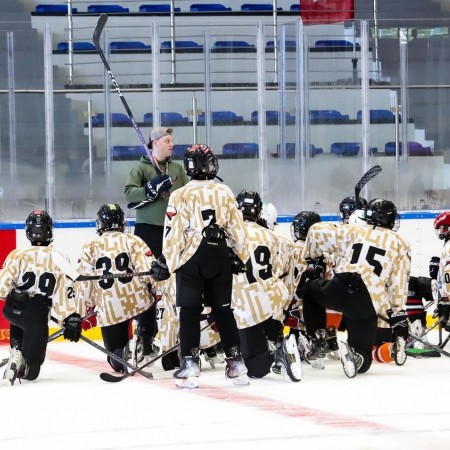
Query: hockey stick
93,14,163,178
409,332,450,358
75,271,153,282
79,335,154,379
100,321,213,383
355,165,382,208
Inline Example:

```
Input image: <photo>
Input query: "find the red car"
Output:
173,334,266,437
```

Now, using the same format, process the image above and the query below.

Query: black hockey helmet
25,210,53,245
291,211,321,242
365,198,399,231
184,144,219,180
236,190,263,222
339,196,367,222
96,203,125,235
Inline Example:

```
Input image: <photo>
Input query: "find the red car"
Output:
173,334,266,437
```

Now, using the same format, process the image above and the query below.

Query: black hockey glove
429,256,440,280
436,297,450,324
312,255,327,279
63,313,82,342
229,249,247,275
144,174,172,202
150,255,171,282
387,309,409,339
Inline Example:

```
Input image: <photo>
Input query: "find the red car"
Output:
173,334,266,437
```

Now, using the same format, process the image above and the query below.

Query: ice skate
273,334,302,382
2,347,24,386
174,350,201,389
300,330,327,369
203,345,225,369
337,340,361,378
225,346,249,386
325,327,340,360
392,336,407,366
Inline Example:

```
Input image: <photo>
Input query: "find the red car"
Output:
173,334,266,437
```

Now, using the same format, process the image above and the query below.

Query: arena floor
1,331,450,450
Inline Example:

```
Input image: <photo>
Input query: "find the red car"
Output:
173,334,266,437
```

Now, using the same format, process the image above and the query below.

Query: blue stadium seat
290,4,301,11
139,5,181,13
92,113,131,126
112,145,146,160
315,40,354,48
241,4,282,11
266,40,296,50
87,5,130,13
356,109,396,123
160,41,203,52
330,142,360,156
310,110,350,122
172,144,190,157
57,42,95,52
385,142,432,156
143,113,153,124
161,112,189,125
213,41,255,49
223,143,258,157
35,4,78,13
190,4,232,12
198,111,244,124
110,41,151,50
251,111,295,125
274,144,323,158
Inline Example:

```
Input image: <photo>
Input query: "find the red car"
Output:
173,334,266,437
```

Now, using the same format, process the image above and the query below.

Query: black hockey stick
75,271,153,282
355,165,382,208
100,322,213,383
93,14,163,178
79,335,154,379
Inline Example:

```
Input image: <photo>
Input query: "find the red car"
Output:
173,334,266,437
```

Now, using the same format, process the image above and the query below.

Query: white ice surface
1,331,450,450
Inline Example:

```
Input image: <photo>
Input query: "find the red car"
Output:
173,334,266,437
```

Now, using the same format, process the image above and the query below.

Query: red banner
0,230,16,344
300,0,354,25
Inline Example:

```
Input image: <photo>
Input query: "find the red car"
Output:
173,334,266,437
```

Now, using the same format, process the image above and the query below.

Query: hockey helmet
259,202,278,231
236,190,263,222
25,210,53,245
96,203,125,235
365,198,399,231
348,209,367,225
434,211,450,240
184,144,219,180
339,196,367,223
291,211,321,242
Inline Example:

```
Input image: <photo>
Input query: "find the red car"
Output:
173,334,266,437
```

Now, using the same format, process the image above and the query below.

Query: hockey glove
81,306,97,331
387,309,409,339
312,255,327,279
436,297,450,324
63,313,82,342
429,256,440,280
229,249,247,275
144,174,173,202
150,255,171,282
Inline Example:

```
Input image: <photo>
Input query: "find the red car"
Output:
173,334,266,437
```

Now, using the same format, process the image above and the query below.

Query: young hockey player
233,191,302,382
0,210,79,385
154,144,250,388
302,198,411,377
74,203,156,373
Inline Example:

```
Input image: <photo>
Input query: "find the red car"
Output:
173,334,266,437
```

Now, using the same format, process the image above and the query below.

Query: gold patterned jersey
437,239,450,299
276,235,296,302
0,246,75,323
313,223,411,313
75,231,155,327
162,179,249,273
232,222,289,328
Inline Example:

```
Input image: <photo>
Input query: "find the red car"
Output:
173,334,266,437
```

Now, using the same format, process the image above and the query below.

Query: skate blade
175,377,199,389
327,351,341,360
309,358,325,369
0,378,14,387
231,374,250,386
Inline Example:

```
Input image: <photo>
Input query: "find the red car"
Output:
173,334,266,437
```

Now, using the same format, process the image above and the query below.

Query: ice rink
1,331,450,450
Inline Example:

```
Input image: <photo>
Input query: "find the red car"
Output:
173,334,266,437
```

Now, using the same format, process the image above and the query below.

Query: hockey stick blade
355,165,382,207
99,322,213,383
409,332,450,358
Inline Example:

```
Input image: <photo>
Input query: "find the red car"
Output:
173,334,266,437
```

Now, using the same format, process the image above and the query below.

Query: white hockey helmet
259,202,278,231
348,209,366,225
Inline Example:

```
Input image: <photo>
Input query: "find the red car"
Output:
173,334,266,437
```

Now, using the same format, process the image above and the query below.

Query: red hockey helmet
434,211,450,240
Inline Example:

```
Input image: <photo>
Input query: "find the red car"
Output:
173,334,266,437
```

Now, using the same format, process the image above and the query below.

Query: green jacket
124,156,189,226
